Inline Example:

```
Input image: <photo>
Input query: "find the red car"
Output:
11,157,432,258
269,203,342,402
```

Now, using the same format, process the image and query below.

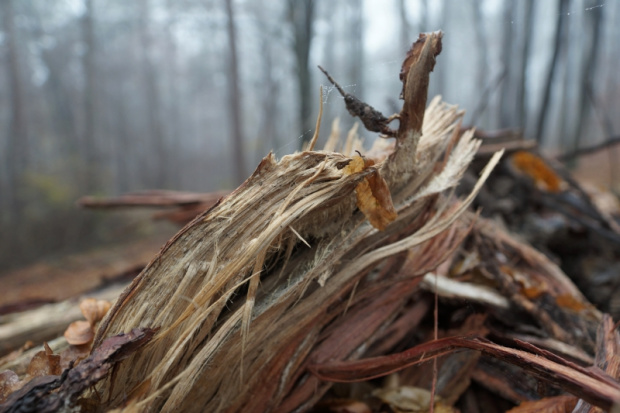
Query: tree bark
224,0,247,185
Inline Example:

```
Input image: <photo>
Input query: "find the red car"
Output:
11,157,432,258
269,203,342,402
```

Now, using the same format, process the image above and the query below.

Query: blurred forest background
0,0,618,272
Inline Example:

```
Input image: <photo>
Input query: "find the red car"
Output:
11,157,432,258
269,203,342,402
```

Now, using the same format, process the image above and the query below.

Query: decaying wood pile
2,32,620,413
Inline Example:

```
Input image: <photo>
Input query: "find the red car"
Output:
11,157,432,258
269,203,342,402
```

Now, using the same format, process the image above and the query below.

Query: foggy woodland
0,0,618,271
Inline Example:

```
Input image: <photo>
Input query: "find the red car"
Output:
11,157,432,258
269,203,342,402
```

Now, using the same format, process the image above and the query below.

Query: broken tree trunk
82,32,501,412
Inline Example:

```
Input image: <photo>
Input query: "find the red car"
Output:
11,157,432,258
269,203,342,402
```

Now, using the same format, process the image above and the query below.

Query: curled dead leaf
0,370,20,403
555,294,588,312
64,320,94,346
79,298,111,326
344,155,397,230
26,345,61,377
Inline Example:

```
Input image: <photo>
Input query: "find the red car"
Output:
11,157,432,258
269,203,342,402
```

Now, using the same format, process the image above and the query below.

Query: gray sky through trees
0,0,617,271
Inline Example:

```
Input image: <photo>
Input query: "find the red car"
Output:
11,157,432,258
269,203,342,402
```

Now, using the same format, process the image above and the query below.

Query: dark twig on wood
318,65,397,137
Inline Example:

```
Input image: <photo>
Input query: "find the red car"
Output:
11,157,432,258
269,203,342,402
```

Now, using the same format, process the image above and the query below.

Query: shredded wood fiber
89,32,503,412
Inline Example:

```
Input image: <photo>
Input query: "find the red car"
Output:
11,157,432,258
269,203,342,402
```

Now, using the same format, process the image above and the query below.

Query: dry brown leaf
64,320,94,346
521,285,546,299
26,344,61,377
510,151,564,192
506,395,578,413
79,298,111,326
0,370,20,403
555,294,589,312
344,155,397,230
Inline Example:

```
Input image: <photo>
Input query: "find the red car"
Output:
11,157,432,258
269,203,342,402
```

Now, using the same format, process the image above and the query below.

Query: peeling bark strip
85,32,502,412
310,336,620,411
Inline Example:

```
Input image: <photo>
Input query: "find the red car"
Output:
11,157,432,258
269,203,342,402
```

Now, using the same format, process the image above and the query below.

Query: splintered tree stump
81,32,501,412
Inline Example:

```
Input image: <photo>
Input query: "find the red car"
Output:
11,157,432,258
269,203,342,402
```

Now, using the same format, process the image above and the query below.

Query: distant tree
398,0,411,53
499,0,533,130
287,0,315,149
82,0,100,192
471,0,489,125
536,0,570,144
570,0,604,153
418,0,429,33
1,0,29,216
347,0,364,101
252,4,282,158
224,0,247,184
138,0,168,188
520,0,534,132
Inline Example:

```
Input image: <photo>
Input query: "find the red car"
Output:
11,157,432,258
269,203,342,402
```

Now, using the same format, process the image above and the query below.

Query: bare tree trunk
520,0,534,133
430,0,448,99
419,0,429,33
224,0,246,185
164,0,181,188
347,0,364,101
398,0,410,53
535,0,570,144
499,1,533,130
472,0,488,91
1,0,29,217
287,0,315,149
138,0,168,188
571,0,604,153
82,0,99,192
499,2,515,128
254,9,280,158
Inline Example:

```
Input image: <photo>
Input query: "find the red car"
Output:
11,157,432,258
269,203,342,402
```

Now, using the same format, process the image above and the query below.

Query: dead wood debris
464,134,620,320
1,31,620,413
0,328,154,413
